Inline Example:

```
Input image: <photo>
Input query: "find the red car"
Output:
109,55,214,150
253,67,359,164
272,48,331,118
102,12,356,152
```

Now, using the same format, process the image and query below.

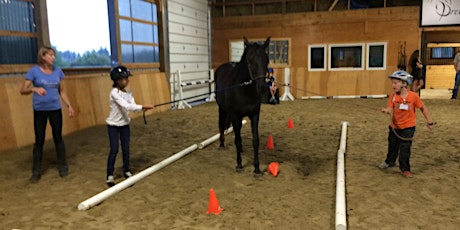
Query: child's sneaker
378,162,395,169
402,171,413,178
106,175,115,187
124,171,133,178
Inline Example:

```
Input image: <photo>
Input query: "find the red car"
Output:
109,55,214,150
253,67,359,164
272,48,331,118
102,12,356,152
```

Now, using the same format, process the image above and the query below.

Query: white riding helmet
389,70,413,85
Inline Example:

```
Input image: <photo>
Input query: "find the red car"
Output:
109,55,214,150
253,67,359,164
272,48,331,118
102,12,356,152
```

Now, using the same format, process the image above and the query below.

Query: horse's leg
218,106,226,149
250,113,262,177
232,116,244,172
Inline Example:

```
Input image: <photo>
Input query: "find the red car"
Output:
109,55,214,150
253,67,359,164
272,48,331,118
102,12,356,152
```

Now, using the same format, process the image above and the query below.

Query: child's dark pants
107,125,130,177
385,126,415,172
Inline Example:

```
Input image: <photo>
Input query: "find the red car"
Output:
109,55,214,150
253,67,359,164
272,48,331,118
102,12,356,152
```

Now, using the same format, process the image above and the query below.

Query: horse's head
243,36,270,81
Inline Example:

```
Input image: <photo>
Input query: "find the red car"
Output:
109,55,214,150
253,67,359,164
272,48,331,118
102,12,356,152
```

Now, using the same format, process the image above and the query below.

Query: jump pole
198,120,247,149
77,144,198,211
335,121,349,230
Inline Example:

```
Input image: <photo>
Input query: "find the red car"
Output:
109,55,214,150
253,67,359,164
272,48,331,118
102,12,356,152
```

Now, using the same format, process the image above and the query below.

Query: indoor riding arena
0,0,459,229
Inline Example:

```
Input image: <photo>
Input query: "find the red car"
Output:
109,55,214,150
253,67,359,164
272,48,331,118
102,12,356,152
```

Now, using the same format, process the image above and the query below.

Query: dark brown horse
215,37,270,176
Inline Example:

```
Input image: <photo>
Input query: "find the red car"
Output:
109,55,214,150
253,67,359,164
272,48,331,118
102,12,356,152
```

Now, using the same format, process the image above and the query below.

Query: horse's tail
218,106,231,131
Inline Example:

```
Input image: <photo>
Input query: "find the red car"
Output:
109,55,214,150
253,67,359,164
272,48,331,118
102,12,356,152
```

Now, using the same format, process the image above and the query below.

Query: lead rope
142,62,264,125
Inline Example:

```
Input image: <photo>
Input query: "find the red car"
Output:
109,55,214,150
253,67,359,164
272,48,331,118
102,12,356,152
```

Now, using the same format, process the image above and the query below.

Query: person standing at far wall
409,50,424,93
20,46,75,183
451,50,460,99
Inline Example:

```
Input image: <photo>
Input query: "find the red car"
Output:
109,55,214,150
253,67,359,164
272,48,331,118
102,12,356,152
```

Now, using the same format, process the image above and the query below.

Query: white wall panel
168,0,211,106
169,43,208,55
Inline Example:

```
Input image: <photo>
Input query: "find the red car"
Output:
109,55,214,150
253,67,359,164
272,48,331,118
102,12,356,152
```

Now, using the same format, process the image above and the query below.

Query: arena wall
211,6,421,97
0,71,170,152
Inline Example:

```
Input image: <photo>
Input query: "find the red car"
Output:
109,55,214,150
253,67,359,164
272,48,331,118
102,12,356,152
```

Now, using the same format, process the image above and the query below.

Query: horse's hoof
218,145,225,150
253,172,263,178
235,166,244,173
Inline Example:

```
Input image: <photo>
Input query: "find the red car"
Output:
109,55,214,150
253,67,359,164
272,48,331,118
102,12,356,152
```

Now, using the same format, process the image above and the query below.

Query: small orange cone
266,134,274,149
288,118,294,129
267,162,280,176
206,188,224,215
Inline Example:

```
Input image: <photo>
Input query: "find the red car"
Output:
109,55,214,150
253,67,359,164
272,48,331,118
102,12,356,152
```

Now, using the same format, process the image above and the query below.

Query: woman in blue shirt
20,47,75,183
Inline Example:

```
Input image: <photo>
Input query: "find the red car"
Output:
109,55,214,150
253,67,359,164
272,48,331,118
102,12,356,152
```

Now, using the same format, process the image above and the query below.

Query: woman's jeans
107,125,130,177
32,109,67,176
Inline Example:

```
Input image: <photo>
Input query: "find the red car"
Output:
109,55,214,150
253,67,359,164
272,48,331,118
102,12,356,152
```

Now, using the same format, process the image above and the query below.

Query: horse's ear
263,37,271,49
243,37,251,48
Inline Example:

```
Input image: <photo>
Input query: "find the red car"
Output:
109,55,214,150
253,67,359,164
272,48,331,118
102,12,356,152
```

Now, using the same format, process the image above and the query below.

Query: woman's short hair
37,46,56,65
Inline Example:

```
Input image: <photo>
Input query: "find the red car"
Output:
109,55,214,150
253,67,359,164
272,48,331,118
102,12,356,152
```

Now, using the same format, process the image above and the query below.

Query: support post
208,69,216,102
280,67,295,101
177,69,192,109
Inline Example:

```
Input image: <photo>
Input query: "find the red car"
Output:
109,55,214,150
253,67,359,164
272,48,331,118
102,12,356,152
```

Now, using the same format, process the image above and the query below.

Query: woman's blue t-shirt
25,65,64,111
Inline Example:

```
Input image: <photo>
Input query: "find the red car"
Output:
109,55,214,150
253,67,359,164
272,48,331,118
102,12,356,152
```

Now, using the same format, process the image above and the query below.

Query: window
367,42,387,70
47,0,111,68
308,45,326,71
0,0,37,65
229,38,290,67
113,0,160,66
329,43,364,71
431,47,455,59
268,39,289,66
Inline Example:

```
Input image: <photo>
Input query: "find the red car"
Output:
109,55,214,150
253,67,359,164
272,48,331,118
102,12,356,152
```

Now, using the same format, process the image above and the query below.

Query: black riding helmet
110,66,132,81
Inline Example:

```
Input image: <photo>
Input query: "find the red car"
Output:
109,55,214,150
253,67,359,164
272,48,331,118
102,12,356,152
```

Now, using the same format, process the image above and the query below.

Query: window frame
112,0,160,69
328,43,365,71
0,0,41,74
228,37,291,68
430,47,456,59
366,42,387,70
308,44,327,71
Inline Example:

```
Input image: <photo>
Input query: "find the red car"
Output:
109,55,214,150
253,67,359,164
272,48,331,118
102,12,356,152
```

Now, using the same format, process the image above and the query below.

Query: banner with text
422,0,460,26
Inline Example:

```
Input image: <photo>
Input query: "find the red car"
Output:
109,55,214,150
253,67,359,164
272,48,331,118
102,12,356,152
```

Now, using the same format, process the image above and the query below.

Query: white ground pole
280,67,295,101
77,144,198,211
336,121,349,230
176,69,192,110
198,120,247,149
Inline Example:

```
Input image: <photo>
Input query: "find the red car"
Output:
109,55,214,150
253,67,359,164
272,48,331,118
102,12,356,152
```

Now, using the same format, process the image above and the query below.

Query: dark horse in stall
215,37,270,177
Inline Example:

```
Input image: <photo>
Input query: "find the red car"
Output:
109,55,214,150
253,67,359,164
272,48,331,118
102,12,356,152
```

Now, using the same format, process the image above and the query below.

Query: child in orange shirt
379,71,434,178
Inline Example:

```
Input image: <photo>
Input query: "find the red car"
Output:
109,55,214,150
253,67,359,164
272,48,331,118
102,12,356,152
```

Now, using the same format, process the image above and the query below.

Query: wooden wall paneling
425,65,456,89
72,78,97,130
88,76,112,125
60,78,80,135
151,73,170,112
304,71,323,96
212,7,422,97
0,82,18,151
4,79,37,148
1,70,170,152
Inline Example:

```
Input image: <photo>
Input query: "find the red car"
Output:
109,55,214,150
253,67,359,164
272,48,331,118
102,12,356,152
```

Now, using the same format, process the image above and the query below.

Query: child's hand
142,104,154,110
381,108,391,114
427,123,434,131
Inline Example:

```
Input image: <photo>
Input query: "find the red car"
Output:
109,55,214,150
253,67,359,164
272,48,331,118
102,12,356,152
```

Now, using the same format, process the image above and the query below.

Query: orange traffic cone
288,118,294,129
267,162,280,176
266,134,274,149
206,188,224,215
